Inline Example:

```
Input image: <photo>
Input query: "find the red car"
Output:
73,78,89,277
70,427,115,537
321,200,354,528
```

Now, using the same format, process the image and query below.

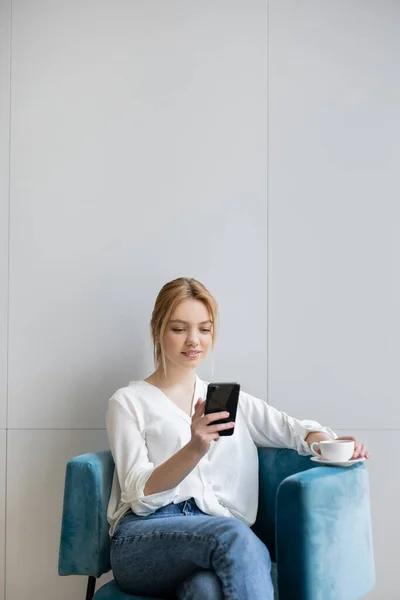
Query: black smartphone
204,382,240,436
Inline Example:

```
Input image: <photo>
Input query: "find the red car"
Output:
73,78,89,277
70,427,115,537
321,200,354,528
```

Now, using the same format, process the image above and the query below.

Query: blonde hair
150,277,218,378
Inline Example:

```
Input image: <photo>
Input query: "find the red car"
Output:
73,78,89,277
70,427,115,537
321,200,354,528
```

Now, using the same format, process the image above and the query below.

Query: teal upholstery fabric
58,451,114,577
58,448,375,599
276,462,375,600
94,580,159,600
251,448,317,562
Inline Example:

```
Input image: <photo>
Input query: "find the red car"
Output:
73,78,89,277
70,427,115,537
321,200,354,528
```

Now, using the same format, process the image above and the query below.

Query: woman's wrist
185,439,207,460
305,431,334,447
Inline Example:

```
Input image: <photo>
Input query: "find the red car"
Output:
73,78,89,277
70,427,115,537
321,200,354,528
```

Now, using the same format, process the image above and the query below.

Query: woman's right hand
188,398,235,456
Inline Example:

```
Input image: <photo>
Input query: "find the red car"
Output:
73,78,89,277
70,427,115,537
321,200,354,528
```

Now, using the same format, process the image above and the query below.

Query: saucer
310,456,365,467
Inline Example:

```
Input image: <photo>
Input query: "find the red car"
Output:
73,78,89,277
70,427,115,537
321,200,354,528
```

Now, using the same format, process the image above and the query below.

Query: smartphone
204,382,240,436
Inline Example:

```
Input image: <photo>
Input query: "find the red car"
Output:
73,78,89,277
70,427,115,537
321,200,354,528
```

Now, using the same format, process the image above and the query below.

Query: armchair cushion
93,566,279,600
94,580,158,600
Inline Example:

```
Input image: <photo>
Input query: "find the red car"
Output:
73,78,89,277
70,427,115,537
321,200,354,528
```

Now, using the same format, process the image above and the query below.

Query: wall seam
266,0,270,404
4,427,400,432
4,0,12,598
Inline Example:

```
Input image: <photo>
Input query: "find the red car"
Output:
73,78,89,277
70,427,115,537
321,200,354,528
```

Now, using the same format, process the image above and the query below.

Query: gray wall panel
6,430,109,600
268,0,400,430
8,0,267,428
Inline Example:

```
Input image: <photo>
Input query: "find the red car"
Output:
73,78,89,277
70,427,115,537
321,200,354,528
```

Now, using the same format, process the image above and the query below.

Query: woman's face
161,298,213,370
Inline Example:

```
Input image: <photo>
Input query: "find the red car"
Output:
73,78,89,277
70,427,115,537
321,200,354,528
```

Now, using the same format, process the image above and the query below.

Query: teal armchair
58,448,375,599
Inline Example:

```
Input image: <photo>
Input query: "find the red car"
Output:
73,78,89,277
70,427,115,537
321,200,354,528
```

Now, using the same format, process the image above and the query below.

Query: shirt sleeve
239,391,338,455
106,396,180,516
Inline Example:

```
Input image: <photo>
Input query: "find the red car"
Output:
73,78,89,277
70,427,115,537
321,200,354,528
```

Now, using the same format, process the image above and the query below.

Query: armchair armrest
276,463,375,600
58,451,114,578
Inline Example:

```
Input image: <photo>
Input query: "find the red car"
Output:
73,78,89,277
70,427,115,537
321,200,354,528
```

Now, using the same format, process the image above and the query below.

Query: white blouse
106,374,338,536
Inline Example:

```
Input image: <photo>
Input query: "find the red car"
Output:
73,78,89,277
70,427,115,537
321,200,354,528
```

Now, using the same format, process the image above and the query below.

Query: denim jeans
110,498,274,600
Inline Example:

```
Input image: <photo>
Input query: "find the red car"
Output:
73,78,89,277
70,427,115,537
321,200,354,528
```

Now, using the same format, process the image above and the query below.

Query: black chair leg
85,576,96,600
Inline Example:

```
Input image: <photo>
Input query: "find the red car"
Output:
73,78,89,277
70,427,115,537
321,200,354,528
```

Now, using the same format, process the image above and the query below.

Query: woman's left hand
336,436,372,459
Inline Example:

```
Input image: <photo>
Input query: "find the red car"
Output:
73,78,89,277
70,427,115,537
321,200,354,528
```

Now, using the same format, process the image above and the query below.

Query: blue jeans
110,498,274,600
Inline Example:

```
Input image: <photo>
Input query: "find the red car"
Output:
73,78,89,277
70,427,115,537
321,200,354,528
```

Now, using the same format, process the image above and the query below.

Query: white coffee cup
310,440,355,462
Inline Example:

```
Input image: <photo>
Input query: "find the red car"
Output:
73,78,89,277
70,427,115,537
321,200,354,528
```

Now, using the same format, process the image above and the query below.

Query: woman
106,277,371,600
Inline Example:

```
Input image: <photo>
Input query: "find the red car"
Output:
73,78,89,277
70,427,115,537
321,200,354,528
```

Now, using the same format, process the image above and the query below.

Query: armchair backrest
252,448,317,561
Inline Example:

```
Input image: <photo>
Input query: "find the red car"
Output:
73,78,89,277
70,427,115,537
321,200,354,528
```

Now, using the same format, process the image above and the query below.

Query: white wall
1,1,266,599
268,2,400,598
0,1,398,599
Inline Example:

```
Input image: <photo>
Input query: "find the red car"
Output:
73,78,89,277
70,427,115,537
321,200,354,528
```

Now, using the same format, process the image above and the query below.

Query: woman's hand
336,436,372,459
188,398,235,457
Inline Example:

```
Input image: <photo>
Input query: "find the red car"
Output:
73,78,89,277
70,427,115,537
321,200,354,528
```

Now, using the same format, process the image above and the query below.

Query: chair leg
85,576,96,600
